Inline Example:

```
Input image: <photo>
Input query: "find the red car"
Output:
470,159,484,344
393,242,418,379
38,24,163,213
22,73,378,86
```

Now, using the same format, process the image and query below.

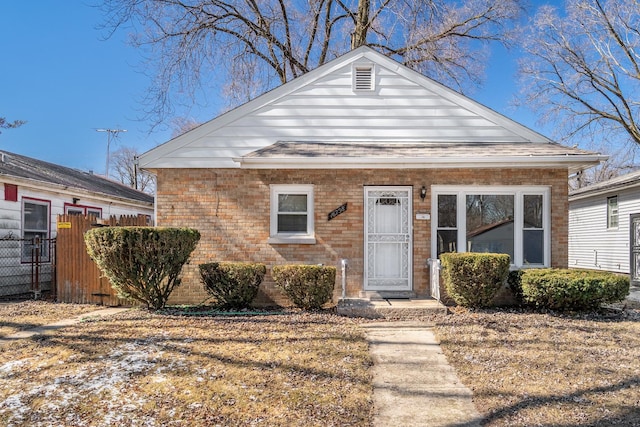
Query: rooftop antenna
96,128,127,178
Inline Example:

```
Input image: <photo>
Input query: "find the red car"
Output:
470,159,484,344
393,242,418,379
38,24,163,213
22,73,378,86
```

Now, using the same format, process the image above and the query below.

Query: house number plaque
328,203,348,221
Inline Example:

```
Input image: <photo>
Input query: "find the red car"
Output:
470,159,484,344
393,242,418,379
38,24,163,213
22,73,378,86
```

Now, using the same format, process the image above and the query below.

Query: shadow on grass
479,376,640,426
23,310,371,386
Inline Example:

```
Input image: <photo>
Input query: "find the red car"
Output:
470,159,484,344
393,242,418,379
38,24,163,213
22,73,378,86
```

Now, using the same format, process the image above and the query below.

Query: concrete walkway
0,307,129,344
362,321,482,427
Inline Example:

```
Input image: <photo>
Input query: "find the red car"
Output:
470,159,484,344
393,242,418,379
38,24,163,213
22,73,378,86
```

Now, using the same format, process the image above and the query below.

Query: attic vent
353,65,374,91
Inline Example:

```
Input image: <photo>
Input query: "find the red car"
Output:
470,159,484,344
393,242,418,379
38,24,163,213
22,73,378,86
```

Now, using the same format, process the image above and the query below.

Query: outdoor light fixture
420,186,427,200
72,197,80,204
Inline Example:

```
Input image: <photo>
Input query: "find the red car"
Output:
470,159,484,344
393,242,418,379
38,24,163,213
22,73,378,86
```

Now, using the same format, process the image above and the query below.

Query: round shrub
521,269,630,311
84,226,200,310
199,262,266,309
271,265,336,310
440,252,511,308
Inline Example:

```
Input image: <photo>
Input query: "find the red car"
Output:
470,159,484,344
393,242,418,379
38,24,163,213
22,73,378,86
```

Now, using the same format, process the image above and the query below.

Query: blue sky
0,1,546,175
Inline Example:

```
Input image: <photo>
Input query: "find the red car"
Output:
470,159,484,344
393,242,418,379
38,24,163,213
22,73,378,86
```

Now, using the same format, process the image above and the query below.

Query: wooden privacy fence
56,214,148,305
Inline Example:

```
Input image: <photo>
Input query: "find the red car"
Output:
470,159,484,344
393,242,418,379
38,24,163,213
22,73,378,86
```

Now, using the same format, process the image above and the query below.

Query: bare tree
570,143,640,189
519,0,640,150
171,116,201,138
0,117,26,134
110,146,156,194
100,0,523,126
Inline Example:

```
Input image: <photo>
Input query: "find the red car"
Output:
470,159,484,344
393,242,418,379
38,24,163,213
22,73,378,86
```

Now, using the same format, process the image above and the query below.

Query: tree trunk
351,0,369,49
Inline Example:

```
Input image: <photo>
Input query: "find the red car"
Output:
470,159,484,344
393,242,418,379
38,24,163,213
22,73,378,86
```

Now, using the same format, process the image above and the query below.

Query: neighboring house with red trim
139,46,605,306
0,150,154,296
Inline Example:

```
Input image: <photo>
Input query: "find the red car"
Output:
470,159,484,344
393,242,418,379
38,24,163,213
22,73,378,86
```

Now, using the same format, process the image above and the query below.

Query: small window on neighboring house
64,204,102,218
607,196,619,229
353,64,374,91
269,184,315,244
87,209,101,218
66,207,84,215
4,183,17,202
22,198,50,262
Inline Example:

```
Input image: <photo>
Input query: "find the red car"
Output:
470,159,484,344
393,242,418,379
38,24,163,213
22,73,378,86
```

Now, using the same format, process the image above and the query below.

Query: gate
56,214,147,305
0,237,56,299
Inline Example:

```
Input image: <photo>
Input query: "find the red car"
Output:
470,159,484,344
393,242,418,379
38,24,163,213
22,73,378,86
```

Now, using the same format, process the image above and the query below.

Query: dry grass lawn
435,307,640,426
2,301,639,426
0,304,372,427
0,301,104,338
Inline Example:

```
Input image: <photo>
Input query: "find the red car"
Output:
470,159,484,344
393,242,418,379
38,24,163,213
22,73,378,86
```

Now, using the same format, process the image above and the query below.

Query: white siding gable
139,46,551,169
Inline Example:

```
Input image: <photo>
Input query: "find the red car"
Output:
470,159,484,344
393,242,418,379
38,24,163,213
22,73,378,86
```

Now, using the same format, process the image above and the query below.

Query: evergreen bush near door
84,227,200,310
271,265,336,310
440,252,511,308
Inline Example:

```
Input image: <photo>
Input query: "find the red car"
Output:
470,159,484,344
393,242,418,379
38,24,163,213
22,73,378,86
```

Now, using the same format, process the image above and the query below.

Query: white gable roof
139,46,603,170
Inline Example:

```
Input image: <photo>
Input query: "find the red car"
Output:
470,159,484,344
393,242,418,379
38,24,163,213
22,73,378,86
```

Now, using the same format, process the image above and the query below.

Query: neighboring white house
569,170,640,284
0,149,154,297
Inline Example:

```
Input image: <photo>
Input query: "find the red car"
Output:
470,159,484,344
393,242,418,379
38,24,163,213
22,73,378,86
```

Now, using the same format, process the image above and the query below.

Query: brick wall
156,168,569,305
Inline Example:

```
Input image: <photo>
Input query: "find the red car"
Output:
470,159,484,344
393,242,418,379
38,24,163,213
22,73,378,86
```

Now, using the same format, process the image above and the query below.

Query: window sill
268,236,316,245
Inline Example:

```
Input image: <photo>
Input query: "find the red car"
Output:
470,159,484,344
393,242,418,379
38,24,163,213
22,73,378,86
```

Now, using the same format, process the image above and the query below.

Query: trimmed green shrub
520,269,630,311
271,265,336,310
440,252,511,308
84,226,200,310
507,269,525,305
199,262,266,309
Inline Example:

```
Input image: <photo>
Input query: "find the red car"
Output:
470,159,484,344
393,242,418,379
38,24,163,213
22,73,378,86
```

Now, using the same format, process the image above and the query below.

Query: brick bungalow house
138,46,605,306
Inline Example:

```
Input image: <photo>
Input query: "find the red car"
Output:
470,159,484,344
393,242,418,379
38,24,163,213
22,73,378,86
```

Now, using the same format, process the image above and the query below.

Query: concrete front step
336,298,448,320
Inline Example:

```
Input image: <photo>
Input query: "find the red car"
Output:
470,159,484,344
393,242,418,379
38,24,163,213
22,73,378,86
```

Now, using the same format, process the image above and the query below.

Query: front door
364,187,412,291
630,213,640,285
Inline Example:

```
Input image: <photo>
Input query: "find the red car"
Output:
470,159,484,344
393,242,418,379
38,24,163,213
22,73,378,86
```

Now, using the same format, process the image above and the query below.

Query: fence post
31,236,41,300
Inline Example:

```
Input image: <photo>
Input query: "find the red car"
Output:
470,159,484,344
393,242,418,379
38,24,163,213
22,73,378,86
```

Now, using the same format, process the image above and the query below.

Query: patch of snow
0,339,183,426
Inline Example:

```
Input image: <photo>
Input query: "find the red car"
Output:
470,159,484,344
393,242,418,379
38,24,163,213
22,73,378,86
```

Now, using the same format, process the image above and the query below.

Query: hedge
520,268,630,311
199,262,266,309
440,252,511,308
271,265,336,310
84,226,200,310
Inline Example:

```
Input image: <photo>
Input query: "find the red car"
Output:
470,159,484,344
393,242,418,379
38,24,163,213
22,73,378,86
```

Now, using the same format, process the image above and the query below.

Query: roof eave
234,155,607,170
0,173,154,207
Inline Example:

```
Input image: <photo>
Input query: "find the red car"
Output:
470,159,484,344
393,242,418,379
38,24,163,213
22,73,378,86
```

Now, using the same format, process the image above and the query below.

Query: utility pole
96,128,127,178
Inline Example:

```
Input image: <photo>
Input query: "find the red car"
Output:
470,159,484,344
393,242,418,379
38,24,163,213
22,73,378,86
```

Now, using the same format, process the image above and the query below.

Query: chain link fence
0,237,56,299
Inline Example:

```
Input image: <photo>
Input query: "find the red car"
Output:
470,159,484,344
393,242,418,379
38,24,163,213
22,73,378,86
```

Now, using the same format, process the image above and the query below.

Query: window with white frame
269,184,315,244
433,186,550,267
607,196,619,229
64,204,102,218
22,198,50,262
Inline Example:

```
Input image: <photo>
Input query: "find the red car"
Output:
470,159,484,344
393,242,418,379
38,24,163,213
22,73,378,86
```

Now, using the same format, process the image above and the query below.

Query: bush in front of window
199,262,266,309
440,252,511,308
84,226,200,310
271,265,336,310
507,269,525,305
520,269,630,311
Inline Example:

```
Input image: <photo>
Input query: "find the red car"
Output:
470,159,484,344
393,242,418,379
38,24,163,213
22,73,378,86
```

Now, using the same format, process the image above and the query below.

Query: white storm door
364,187,412,291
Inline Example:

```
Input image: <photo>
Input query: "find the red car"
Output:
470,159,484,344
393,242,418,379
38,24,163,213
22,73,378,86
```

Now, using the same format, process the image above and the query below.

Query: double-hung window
22,198,50,262
433,186,550,267
269,184,315,244
607,196,619,229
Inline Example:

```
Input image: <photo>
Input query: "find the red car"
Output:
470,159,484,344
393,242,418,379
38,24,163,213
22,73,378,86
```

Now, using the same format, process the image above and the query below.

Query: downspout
341,259,348,300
